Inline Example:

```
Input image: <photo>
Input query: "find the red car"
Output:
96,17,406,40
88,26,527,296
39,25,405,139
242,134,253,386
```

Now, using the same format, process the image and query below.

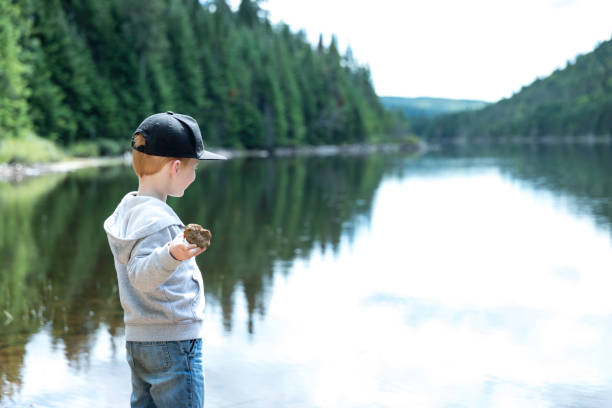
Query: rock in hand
184,224,212,249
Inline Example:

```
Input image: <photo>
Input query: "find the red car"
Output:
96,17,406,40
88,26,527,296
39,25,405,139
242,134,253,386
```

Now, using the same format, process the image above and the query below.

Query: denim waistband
125,321,204,342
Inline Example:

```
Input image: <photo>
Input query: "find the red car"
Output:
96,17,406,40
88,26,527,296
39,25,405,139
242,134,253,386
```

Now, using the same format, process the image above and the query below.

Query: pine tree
238,0,260,28
166,0,208,116
27,0,80,143
274,31,305,145
0,0,31,139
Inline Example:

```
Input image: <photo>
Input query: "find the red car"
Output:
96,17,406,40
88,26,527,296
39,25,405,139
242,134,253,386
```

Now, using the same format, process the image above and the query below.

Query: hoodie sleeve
127,226,183,292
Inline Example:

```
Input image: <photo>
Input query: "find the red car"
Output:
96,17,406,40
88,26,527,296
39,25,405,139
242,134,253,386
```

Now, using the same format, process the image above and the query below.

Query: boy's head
131,134,192,177
131,111,225,178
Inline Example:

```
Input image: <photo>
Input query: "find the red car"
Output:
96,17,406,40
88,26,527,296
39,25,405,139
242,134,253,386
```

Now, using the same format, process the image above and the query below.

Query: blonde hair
131,133,192,177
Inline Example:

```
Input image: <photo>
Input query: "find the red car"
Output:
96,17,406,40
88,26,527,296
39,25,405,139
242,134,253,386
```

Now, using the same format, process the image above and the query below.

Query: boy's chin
169,191,185,198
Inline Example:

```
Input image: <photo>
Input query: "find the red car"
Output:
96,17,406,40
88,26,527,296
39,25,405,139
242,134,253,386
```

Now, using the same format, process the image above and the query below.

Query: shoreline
0,142,425,183
0,156,130,183
5,134,612,183
214,141,425,159
437,134,612,145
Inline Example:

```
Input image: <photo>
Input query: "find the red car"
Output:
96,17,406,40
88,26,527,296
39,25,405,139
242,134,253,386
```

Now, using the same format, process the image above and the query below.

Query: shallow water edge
0,141,425,183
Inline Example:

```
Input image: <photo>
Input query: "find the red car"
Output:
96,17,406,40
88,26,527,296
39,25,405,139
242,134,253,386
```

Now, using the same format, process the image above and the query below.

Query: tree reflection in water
2,144,612,403
0,154,400,399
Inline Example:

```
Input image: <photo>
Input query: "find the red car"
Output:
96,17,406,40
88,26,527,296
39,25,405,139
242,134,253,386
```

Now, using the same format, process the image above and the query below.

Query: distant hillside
421,36,612,140
380,96,489,118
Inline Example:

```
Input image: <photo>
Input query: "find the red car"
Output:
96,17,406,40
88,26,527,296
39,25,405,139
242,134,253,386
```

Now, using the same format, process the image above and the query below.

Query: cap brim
197,149,227,160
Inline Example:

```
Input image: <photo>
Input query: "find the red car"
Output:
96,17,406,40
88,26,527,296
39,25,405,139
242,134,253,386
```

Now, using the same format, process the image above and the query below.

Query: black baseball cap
133,111,226,160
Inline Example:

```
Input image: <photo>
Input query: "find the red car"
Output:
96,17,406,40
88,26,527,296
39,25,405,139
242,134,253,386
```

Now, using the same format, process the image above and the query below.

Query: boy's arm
127,227,182,292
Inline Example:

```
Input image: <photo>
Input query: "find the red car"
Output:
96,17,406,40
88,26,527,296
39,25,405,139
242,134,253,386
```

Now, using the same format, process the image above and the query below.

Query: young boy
103,111,226,408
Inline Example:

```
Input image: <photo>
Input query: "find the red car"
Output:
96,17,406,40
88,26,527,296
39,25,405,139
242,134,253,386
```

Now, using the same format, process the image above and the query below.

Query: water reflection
169,156,397,334
0,154,399,404
439,143,612,233
0,167,131,402
2,145,612,407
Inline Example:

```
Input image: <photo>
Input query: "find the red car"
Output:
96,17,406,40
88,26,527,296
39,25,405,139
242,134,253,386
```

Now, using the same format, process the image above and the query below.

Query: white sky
228,0,612,102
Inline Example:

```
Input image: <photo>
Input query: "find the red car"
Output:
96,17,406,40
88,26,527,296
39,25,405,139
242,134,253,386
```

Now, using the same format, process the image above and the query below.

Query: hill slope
380,96,489,118
421,36,612,140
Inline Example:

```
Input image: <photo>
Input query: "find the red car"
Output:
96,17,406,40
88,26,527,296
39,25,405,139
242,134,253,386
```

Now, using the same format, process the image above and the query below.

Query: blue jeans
126,339,204,408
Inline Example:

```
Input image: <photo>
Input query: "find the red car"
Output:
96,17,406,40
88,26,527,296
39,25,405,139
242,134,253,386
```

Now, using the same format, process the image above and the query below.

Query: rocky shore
0,155,130,183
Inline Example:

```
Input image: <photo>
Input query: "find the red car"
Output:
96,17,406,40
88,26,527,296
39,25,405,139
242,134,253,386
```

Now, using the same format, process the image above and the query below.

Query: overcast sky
228,0,612,102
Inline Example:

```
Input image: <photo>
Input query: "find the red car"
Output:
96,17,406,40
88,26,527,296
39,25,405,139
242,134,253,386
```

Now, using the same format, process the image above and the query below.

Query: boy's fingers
193,246,206,256
177,241,196,249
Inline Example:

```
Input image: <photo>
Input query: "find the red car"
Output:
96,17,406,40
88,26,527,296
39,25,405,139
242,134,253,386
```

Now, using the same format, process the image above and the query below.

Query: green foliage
68,138,124,157
0,133,65,163
68,141,99,158
1,0,405,155
95,138,126,156
421,37,612,140
0,0,31,139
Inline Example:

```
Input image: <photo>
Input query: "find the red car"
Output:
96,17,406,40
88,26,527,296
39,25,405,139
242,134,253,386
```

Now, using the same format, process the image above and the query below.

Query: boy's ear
168,159,181,175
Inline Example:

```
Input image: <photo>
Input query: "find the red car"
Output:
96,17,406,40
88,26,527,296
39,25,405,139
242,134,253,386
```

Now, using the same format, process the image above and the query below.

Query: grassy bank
0,134,126,164
0,134,66,164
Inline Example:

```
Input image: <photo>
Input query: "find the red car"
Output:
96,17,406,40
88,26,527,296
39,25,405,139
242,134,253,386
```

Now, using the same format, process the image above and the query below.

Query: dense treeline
0,0,405,152
419,36,612,140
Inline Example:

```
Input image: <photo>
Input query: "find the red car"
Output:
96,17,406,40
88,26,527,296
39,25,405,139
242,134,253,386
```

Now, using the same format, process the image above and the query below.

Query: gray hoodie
103,192,205,341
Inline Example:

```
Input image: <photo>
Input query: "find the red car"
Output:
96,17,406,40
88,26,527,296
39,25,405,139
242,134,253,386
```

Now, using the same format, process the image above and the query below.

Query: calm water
2,145,612,407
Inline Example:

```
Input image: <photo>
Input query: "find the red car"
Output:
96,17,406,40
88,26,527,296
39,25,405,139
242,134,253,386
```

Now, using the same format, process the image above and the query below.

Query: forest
418,36,612,140
0,0,408,161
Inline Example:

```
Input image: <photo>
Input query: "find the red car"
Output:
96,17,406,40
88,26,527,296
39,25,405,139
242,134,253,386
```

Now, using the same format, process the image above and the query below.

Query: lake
2,144,612,408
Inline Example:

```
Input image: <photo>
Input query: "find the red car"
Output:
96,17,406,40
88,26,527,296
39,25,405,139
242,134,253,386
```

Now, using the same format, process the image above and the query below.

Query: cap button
166,111,174,115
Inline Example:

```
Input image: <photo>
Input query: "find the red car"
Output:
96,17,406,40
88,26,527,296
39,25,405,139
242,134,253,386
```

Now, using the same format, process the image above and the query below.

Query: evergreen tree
0,0,31,139
238,0,260,28
27,0,80,143
166,0,208,116
274,30,306,145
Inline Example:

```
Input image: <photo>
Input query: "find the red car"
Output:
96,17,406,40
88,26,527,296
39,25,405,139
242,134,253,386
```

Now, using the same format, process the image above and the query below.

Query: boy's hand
169,232,207,261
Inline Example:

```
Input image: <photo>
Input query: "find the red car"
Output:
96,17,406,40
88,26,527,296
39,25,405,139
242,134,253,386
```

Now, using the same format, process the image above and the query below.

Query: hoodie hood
104,192,184,265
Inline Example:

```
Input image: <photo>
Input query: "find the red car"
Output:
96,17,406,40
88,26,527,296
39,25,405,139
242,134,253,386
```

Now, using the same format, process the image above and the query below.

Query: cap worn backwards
132,111,226,160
